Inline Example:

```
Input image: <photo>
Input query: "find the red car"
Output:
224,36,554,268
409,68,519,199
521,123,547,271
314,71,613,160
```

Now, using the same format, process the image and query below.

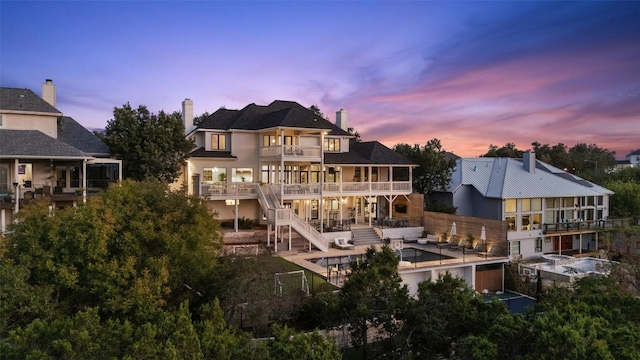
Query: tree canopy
393,139,456,196
0,180,340,358
484,141,617,183
103,103,194,182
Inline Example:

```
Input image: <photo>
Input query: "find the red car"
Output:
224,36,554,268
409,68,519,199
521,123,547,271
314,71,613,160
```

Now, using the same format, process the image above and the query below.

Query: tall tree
103,103,194,182
483,143,524,158
393,139,456,202
339,245,409,358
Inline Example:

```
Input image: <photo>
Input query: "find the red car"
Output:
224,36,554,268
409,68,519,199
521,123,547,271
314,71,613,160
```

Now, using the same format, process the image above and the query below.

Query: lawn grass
270,256,338,294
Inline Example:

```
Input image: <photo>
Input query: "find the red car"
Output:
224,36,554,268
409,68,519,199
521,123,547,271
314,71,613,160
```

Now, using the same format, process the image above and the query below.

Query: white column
82,159,87,203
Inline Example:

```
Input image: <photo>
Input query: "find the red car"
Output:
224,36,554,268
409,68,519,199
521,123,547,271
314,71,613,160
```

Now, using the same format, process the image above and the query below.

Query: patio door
553,235,573,252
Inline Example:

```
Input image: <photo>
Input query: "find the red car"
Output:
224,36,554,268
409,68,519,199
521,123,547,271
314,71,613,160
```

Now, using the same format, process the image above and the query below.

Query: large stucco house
431,152,615,260
0,80,122,232
175,99,417,251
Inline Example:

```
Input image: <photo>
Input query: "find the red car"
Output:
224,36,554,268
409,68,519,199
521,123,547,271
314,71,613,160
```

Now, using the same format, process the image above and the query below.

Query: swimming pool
308,248,453,270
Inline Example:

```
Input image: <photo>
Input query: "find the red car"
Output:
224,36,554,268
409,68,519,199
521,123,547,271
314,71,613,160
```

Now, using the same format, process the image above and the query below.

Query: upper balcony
201,180,413,200
542,218,632,236
260,145,322,162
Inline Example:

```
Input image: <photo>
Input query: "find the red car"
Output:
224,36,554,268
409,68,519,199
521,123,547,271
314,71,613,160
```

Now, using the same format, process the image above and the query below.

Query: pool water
308,248,453,270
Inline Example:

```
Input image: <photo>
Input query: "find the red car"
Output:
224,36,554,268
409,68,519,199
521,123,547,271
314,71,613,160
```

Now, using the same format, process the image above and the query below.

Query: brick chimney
42,79,56,107
336,109,348,132
182,98,194,134
523,151,536,173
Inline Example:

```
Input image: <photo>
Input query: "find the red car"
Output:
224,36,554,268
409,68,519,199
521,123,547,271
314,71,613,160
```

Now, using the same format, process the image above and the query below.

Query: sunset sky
1,1,638,158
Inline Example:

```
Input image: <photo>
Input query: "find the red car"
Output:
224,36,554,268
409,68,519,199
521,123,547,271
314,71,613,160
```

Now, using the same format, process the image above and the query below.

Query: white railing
282,183,321,196
201,183,258,197
260,145,322,158
275,208,328,251
323,181,412,194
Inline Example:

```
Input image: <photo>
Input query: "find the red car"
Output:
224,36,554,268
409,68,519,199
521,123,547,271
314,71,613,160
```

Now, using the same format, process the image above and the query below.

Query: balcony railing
201,181,413,199
324,181,412,195
201,183,258,198
260,145,322,159
543,218,632,234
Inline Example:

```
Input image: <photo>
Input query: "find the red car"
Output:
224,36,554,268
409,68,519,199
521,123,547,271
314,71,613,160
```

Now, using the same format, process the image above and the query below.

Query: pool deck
280,242,508,279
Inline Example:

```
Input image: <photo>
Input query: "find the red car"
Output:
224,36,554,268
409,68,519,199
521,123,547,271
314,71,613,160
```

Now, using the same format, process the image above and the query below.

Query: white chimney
523,151,536,173
336,109,348,132
182,98,194,134
42,79,56,107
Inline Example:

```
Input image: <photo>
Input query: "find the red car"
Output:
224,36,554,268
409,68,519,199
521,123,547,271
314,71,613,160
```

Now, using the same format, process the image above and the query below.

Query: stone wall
423,211,508,256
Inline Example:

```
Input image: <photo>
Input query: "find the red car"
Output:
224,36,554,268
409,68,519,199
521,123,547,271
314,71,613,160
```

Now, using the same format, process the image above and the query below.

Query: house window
211,134,226,150
532,214,541,230
323,138,340,152
326,199,339,211
506,216,516,232
510,241,521,255
505,199,516,213
203,167,226,183
263,135,277,146
531,198,542,211
371,167,378,182
522,198,531,212
535,238,542,252
56,166,67,188
261,165,276,183
326,167,339,183
284,136,293,146
70,166,81,187
310,165,320,183
521,215,531,231
0,115,3,126
231,168,253,183
354,168,361,182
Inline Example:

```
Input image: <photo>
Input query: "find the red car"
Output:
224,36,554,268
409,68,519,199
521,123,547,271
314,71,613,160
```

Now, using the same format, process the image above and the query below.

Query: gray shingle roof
196,100,351,136
190,147,237,158
627,149,640,156
324,141,415,166
449,156,613,199
0,88,62,114
57,117,110,157
0,129,91,159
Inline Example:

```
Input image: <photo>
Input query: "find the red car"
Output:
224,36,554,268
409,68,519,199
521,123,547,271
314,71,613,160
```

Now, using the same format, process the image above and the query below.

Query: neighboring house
176,99,415,251
431,152,615,260
0,79,122,232
625,149,640,168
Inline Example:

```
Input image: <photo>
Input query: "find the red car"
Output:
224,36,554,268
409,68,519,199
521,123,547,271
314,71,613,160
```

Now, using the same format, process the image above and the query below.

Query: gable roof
57,117,110,157
0,87,62,114
0,129,92,159
627,149,640,156
195,100,351,136
324,141,415,166
449,156,613,199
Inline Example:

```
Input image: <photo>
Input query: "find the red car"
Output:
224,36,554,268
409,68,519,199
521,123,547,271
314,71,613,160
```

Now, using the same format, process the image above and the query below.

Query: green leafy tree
402,273,507,358
483,143,524,158
605,180,640,218
103,103,194,182
265,325,341,360
393,138,456,199
339,245,409,359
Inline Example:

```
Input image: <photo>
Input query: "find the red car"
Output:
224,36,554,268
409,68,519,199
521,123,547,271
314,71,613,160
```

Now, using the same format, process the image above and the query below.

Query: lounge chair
478,245,497,257
465,242,483,254
334,237,354,250
450,239,468,251
437,237,455,248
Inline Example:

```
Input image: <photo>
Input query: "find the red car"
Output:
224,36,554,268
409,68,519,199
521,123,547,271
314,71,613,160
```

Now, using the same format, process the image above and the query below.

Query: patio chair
450,239,468,251
465,242,483,254
478,244,497,257
334,238,354,250
437,237,455,248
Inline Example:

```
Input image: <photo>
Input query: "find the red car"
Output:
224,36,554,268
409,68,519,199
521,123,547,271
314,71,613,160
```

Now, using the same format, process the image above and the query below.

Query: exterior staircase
256,185,329,252
351,228,382,247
